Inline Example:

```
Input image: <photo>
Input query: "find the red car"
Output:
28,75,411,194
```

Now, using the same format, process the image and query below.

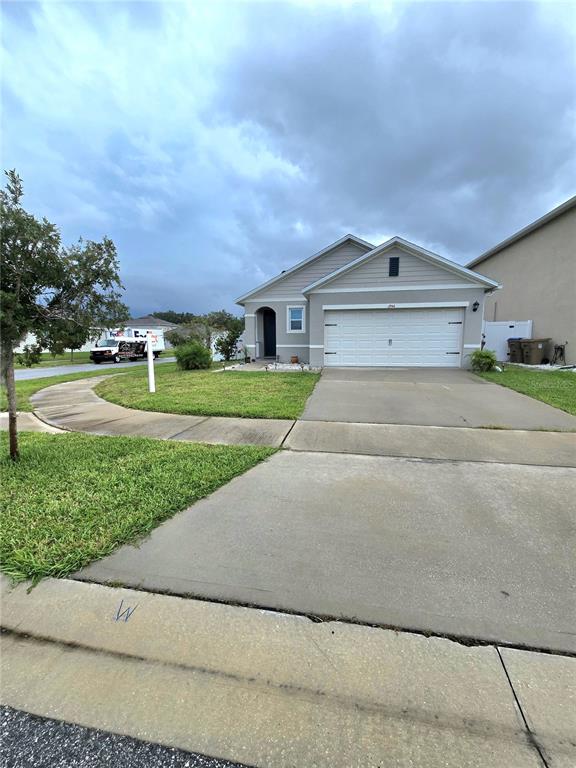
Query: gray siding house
237,236,499,368
467,196,576,364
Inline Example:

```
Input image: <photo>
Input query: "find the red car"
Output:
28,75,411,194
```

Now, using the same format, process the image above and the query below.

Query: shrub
175,340,212,370
214,328,243,361
16,344,42,367
470,348,497,372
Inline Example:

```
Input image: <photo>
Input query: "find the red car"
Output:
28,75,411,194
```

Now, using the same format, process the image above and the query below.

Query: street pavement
14,356,176,380
0,706,245,768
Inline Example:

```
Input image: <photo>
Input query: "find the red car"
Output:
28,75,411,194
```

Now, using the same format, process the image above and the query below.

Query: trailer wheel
153,352,159,359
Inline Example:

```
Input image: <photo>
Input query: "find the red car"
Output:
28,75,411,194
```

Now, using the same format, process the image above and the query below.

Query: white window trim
310,283,480,294
287,305,306,333
322,302,469,310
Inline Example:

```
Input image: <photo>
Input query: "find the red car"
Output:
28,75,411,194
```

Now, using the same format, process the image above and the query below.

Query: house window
287,306,305,333
388,256,400,276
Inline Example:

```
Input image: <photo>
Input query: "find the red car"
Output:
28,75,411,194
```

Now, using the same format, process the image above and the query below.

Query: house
467,196,576,364
122,316,182,348
15,314,182,354
237,236,499,368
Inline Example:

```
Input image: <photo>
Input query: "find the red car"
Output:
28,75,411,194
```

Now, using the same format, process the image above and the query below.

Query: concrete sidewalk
0,411,64,434
30,377,576,464
31,377,293,447
2,576,574,767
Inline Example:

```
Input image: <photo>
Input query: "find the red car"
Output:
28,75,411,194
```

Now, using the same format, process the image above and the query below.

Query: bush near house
175,340,212,370
470,349,498,372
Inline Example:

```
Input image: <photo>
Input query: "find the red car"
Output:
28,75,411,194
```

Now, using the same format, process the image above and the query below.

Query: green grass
477,366,576,415
0,368,124,412
14,351,92,369
96,365,320,419
1,360,248,413
0,431,275,583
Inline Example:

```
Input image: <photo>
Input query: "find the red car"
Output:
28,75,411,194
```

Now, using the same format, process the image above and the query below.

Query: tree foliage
0,169,129,459
161,309,244,351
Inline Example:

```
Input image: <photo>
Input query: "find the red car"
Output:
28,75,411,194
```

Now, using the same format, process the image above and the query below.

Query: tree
0,170,129,459
154,310,196,325
37,320,96,362
214,317,244,361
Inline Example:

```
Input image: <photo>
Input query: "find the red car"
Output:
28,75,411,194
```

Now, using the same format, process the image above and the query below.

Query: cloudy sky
2,1,575,316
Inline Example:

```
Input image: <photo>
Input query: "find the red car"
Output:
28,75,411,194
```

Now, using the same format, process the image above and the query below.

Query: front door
263,308,277,357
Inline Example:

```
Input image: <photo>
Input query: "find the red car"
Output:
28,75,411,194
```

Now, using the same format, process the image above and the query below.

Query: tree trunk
3,347,19,460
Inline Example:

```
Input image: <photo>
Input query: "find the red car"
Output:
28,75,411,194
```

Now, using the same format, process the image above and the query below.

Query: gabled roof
235,234,375,304
467,195,576,269
128,315,181,328
303,236,500,293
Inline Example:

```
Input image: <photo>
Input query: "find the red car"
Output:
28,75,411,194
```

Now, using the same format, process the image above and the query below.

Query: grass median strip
0,431,275,583
477,367,576,416
96,365,320,420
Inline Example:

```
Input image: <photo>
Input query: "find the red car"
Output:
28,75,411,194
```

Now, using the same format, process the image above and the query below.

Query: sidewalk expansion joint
279,420,298,448
168,418,212,440
496,646,551,768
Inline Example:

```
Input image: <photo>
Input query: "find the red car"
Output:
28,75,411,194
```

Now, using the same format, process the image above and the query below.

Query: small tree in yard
214,317,244,361
0,170,129,460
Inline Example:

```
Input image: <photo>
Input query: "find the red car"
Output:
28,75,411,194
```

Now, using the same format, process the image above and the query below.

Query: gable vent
388,256,400,277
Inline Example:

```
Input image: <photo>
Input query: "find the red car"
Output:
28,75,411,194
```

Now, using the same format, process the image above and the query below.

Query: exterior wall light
472,301,480,312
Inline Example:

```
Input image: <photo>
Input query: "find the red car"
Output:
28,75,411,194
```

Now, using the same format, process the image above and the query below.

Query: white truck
90,329,165,364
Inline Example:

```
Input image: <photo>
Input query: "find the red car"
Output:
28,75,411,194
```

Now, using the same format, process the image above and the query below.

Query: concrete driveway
76,449,576,654
301,367,576,430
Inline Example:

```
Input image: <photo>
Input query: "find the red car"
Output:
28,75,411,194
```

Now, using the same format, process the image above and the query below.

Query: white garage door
323,308,464,367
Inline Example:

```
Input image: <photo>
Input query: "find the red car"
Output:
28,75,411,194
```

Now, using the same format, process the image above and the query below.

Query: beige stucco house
237,235,499,368
467,196,576,364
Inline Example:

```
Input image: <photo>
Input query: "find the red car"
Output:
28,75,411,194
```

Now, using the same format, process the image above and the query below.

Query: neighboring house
237,235,499,368
124,315,182,348
467,196,576,364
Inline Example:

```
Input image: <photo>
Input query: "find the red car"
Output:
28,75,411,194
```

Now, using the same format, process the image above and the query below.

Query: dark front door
262,308,276,357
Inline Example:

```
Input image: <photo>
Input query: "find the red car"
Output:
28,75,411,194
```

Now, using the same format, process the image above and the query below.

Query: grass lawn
96,364,320,419
477,366,576,416
0,431,275,583
14,351,92,369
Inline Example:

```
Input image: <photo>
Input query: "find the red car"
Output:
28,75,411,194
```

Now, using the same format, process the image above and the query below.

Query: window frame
286,305,306,334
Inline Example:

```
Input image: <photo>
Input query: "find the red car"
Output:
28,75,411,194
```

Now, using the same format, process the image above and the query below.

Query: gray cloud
2,1,574,315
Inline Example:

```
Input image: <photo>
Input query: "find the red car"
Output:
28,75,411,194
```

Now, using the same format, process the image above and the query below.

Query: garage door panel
323,308,464,367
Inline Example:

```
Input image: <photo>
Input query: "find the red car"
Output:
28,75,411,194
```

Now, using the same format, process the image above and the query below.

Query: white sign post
146,331,156,393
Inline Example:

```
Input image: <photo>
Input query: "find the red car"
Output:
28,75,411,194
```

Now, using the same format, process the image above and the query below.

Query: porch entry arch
255,306,277,358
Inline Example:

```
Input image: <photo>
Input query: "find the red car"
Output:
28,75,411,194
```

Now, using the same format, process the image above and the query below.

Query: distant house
15,314,182,353
127,315,181,333
467,197,576,364
237,235,498,368
125,315,182,347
